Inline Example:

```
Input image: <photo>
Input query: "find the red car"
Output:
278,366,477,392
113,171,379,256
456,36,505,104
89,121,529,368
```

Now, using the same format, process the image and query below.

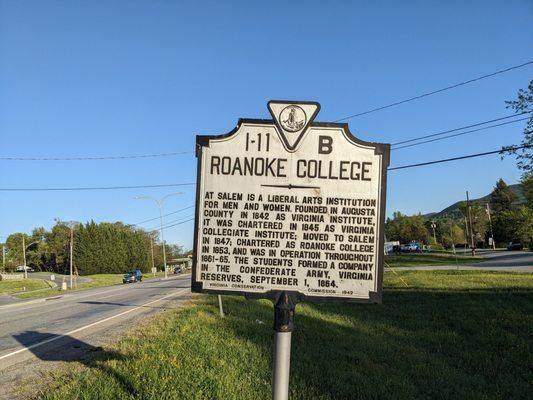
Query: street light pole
22,236,27,279
65,221,80,289
430,220,437,244
157,199,168,279
70,227,74,289
466,191,476,256
135,193,183,279
486,203,496,250
150,235,155,277
22,237,39,279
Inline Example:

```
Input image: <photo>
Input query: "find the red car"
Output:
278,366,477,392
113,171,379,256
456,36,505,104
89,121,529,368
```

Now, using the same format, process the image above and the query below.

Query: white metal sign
192,101,390,302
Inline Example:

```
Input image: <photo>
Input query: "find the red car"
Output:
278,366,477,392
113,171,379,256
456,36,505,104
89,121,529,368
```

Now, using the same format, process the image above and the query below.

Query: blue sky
1,0,532,249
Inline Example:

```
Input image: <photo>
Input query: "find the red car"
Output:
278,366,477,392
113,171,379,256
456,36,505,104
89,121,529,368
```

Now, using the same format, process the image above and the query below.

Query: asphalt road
392,250,533,272
0,274,191,399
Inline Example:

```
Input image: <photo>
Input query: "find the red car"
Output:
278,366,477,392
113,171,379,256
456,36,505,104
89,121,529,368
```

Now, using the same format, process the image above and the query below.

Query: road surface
391,250,533,272
0,274,191,399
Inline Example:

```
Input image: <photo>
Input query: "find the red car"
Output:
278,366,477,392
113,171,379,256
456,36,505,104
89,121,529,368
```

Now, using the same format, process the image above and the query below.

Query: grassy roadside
37,271,533,400
0,279,52,295
384,252,484,267
13,271,175,299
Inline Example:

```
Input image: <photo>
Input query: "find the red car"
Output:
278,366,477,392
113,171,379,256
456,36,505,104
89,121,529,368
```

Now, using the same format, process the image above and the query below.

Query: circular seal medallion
279,105,307,132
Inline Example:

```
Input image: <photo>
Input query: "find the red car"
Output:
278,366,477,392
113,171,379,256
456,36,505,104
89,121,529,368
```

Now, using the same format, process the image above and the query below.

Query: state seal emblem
279,105,306,132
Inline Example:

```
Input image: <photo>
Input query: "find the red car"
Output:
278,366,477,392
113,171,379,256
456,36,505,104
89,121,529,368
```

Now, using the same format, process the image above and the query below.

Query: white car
15,265,34,272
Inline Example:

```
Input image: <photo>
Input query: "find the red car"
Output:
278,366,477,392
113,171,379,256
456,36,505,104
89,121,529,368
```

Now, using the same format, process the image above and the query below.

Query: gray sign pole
272,292,295,400
218,295,224,317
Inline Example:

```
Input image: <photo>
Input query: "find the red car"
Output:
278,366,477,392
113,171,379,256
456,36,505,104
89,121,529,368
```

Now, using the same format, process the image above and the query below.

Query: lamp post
65,221,80,289
150,233,155,277
485,203,496,250
430,220,437,244
135,193,183,279
22,237,39,279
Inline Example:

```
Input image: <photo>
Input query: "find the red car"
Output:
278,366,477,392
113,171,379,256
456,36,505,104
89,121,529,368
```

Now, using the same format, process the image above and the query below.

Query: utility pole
463,217,469,255
486,203,496,250
65,221,79,289
70,228,74,289
450,221,458,268
2,245,5,270
466,191,476,256
430,220,437,244
22,236,27,279
135,193,183,279
22,237,39,279
150,235,155,276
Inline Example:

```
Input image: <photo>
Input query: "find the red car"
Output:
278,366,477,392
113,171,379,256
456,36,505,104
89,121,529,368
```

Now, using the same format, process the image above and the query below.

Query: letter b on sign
318,136,333,154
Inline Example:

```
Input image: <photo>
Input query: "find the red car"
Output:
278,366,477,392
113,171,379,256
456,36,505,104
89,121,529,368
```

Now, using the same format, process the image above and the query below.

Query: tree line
1,220,184,275
385,176,533,249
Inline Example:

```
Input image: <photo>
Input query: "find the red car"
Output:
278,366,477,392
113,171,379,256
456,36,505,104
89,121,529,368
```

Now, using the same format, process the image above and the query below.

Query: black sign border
267,100,321,151
192,112,390,304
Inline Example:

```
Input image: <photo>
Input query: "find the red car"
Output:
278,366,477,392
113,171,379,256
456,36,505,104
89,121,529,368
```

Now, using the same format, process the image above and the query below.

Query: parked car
123,269,143,283
507,240,523,251
173,266,182,274
397,242,422,253
15,265,34,272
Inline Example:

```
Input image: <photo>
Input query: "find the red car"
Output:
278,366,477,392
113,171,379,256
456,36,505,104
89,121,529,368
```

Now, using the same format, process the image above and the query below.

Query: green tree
434,218,465,248
457,201,489,247
490,179,517,213
45,222,71,273
5,233,28,269
503,80,532,175
385,212,429,244
73,221,152,275
493,206,533,247
522,175,533,207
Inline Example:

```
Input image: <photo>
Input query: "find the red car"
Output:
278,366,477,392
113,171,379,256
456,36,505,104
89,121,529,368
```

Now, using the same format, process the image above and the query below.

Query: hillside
423,183,524,220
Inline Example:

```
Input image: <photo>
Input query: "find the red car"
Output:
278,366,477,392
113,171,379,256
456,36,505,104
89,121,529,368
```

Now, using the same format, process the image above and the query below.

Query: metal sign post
218,294,225,317
272,292,295,400
191,100,390,399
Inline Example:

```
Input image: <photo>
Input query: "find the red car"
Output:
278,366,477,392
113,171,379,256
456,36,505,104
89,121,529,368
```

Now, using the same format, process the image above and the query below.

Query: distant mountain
423,183,525,220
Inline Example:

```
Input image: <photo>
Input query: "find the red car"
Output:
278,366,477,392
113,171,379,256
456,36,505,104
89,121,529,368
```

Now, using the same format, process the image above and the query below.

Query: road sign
192,100,390,303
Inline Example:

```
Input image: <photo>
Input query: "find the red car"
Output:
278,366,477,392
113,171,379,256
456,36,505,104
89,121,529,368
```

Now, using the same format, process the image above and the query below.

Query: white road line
0,287,189,362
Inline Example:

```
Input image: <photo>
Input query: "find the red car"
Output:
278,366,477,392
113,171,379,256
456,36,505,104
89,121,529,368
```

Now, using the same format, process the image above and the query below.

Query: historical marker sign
192,101,390,303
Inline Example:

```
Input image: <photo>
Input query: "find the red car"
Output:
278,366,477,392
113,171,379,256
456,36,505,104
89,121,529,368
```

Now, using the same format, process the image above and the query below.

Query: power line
0,183,195,192
391,111,532,146
143,218,195,232
0,151,194,161
335,60,533,121
145,214,195,231
388,144,532,171
160,218,194,230
392,117,530,150
131,205,195,226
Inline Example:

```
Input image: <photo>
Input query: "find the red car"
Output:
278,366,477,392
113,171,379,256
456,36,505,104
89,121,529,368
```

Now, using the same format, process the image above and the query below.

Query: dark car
173,266,182,274
507,240,523,251
123,269,143,283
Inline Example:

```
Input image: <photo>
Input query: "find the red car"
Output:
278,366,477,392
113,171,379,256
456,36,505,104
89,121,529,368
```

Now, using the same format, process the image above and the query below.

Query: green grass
0,279,51,295
13,274,125,299
37,271,533,400
385,252,484,267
